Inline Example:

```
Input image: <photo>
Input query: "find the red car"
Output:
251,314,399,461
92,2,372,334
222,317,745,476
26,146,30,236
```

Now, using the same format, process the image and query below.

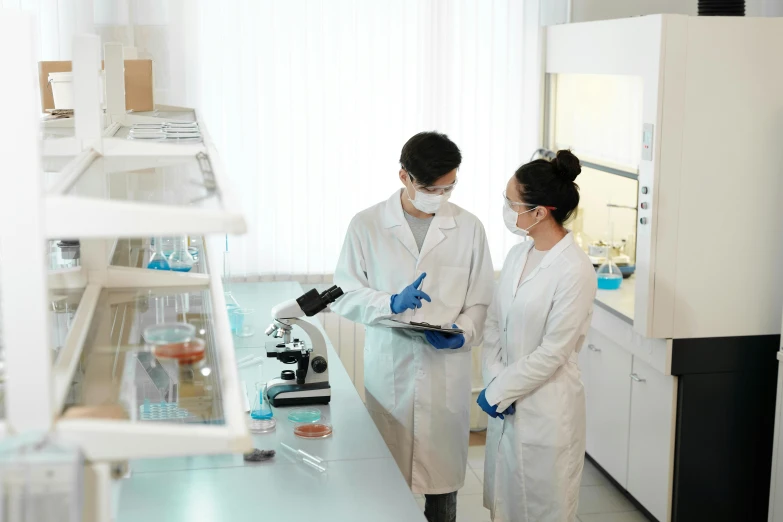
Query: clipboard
379,319,464,335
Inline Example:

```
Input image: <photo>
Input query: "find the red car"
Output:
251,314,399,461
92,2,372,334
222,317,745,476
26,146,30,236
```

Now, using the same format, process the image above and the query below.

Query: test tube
280,442,327,473
280,442,323,464
237,355,265,369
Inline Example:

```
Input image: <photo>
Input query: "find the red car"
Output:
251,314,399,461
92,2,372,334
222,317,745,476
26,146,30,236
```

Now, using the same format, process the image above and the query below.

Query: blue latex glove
424,324,465,350
477,389,504,419
390,273,431,314
503,404,516,416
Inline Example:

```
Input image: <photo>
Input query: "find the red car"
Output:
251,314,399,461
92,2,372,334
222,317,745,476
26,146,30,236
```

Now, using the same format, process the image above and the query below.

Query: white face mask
406,178,451,214
503,202,539,237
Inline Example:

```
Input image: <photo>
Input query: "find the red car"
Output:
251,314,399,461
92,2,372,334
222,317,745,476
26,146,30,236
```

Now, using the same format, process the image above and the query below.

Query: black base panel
270,395,331,407
672,335,779,522
267,382,332,407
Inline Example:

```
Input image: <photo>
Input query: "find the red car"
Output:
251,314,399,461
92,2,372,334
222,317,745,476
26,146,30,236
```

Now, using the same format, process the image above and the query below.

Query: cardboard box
39,59,154,113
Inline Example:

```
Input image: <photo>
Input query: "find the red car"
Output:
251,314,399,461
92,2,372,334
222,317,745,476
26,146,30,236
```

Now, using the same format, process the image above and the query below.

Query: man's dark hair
399,131,462,186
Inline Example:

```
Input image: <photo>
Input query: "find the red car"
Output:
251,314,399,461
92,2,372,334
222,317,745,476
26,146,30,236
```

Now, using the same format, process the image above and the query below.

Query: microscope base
267,381,331,407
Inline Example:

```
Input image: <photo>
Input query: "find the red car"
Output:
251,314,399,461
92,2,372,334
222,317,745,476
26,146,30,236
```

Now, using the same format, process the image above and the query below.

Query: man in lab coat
331,132,494,522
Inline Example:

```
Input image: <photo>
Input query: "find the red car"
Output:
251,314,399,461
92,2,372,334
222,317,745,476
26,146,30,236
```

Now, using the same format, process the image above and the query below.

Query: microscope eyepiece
320,285,344,303
296,285,345,316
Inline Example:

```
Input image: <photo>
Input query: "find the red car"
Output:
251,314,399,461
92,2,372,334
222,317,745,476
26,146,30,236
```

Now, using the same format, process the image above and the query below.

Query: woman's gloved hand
425,325,465,350
503,404,516,416
390,273,431,314
477,389,504,419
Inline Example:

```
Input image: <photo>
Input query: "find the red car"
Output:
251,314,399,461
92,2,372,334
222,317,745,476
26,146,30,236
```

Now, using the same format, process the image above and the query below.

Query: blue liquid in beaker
597,274,623,290
170,266,192,273
250,388,274,420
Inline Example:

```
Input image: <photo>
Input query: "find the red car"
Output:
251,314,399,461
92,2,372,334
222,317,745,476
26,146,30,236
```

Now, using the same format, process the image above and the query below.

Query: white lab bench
117,281,425,522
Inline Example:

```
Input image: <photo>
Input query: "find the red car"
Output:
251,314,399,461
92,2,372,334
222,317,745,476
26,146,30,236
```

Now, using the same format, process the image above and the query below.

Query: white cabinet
627,357,676,522
583,317,677,522
584,328,633,487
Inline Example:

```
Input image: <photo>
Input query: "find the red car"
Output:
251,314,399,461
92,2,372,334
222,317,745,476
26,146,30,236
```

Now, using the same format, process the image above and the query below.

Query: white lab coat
482,233,596,522
331,190,494,494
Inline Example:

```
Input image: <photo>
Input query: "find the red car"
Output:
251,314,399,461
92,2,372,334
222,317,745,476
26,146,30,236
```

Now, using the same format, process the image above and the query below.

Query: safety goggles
407,172,458,194
503,190,557,211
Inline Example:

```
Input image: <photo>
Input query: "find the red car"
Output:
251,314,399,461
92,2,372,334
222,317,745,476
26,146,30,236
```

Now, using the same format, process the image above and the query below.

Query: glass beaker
147,237,170,271
250,383,273,420
230,308,255,337
168,236,194,272
596,259,623,290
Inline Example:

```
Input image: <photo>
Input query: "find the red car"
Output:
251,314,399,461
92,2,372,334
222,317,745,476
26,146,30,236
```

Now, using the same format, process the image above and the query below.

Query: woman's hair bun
553,149,581,182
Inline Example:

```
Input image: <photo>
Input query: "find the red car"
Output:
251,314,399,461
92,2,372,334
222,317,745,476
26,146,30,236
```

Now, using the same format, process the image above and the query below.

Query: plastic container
143,322,195,346
0,435,84,522
49,72,74,110
287,408,321,424
153,338,206,365
294,422,333,439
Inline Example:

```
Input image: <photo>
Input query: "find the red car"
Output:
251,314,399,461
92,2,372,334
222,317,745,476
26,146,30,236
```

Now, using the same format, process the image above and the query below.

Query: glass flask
147,236,170,270
250,383,273,420
168,236,194,272
596,259,623,290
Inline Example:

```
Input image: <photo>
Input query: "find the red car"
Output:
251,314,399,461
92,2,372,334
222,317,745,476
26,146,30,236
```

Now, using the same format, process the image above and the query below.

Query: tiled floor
414,442,651,522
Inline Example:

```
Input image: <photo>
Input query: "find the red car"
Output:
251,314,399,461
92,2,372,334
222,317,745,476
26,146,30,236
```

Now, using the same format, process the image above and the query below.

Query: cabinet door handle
630,373,646,383
588,344,601,352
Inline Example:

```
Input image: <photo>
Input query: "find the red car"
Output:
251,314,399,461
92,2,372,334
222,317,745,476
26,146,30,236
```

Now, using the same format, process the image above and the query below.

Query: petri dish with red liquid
294,422,333,439
154,337,206,365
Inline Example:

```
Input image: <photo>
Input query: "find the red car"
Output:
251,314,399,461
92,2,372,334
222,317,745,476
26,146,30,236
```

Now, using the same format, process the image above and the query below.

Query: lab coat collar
540,232,574,268
514,232,575,295
382,189,457,262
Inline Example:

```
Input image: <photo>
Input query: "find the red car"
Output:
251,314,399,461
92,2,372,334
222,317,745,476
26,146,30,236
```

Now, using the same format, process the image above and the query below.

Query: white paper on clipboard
378,319,464,335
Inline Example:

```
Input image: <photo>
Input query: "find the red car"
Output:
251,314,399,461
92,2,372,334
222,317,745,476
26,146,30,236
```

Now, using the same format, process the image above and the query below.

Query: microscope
264,285,344,407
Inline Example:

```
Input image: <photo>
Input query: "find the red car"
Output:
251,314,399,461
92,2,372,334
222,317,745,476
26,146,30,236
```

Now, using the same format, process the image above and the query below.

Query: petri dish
248,417,277,434
287,408,321,424
154,338,206,365
294,422,333,439
143,322,195,345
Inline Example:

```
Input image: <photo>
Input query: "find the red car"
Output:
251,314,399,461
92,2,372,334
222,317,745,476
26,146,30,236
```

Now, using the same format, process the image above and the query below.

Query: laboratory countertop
594,274,635,325
117,281,425,522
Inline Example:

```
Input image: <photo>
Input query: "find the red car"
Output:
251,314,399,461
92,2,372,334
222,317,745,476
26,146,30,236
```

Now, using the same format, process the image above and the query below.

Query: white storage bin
48,72,73,110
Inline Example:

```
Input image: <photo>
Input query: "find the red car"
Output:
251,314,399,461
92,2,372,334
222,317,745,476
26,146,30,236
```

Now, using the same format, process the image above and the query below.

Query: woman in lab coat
478,150,597,522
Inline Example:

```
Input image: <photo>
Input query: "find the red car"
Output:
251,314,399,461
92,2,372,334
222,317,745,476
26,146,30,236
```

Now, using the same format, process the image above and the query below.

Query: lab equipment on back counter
596,258,623,290
264,285,344,406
